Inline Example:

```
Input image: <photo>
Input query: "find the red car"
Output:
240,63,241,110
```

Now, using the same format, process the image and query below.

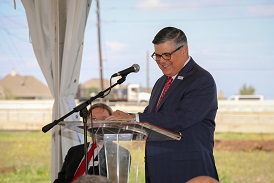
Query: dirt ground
214,139,274,152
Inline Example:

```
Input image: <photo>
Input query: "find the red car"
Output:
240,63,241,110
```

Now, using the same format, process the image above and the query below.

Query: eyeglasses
151,45,183,61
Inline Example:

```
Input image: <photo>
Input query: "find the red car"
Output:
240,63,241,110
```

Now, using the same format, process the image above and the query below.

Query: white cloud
105,41,128,52
177,0,226,9
135,0,234,10
136,0,170,10
248,4,274,16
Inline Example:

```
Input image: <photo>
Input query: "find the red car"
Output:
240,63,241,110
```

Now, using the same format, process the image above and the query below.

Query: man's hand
106,110,135,121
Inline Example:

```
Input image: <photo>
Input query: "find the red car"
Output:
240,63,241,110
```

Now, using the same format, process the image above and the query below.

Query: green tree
239,84,255,95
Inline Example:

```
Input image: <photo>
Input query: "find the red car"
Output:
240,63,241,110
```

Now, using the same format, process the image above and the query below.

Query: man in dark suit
107,26,219,182
54,103,112,183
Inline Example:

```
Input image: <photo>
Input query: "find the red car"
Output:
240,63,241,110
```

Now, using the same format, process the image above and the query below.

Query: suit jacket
53,143,107,183
53,142,131,183
139,58,219,183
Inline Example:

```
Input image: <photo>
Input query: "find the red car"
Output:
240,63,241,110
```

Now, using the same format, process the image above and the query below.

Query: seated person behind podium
54,103,113,183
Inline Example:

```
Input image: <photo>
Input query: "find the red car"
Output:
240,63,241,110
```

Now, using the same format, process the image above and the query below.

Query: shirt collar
171,56,191,80
184,56,191,67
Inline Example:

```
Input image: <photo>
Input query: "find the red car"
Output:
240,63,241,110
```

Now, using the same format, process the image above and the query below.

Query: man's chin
162,70,172,76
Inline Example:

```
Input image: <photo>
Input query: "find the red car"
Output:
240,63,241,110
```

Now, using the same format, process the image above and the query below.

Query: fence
0,100,274,133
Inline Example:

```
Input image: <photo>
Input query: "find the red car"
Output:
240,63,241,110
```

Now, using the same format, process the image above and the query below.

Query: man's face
154,40,188,77
89,107,110,121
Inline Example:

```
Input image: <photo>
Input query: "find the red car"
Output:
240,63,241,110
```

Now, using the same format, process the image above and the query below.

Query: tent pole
52,0,61,181
96,0,104,92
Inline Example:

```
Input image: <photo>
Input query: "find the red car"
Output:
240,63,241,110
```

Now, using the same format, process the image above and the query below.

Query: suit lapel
70,143,88,179
155,58,196,112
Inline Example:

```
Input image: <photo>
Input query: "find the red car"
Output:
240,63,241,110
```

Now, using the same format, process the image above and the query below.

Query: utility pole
96,0,104,91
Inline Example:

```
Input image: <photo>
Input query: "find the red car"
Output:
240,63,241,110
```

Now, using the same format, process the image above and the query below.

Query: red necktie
71,142,97,183
155,77,173,111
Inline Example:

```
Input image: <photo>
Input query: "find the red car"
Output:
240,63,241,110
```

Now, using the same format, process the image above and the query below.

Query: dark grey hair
152,26,187,46
88,103,113,116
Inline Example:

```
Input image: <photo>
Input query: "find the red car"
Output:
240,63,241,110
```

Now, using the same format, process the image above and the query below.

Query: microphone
111,64,140,77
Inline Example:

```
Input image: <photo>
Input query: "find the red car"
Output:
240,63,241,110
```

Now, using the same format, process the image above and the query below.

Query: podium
59,121,182,183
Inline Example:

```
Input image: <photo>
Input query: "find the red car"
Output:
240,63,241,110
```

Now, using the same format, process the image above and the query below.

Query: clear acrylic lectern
59,121,182,183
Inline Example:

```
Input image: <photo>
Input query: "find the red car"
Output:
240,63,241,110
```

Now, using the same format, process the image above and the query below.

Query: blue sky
0,0,274,99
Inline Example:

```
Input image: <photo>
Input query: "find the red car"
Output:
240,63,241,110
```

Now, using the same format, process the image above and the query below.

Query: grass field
0,131,273,183
0,131,50,183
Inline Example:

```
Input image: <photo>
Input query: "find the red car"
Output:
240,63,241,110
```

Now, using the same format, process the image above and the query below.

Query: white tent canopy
21,0,92,181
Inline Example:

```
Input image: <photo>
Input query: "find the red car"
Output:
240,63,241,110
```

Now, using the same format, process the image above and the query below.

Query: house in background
0,70,52,100
0,71,148,102
76,78,115,101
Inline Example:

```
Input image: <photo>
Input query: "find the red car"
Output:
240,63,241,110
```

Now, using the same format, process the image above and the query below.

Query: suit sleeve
53,147,74,183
